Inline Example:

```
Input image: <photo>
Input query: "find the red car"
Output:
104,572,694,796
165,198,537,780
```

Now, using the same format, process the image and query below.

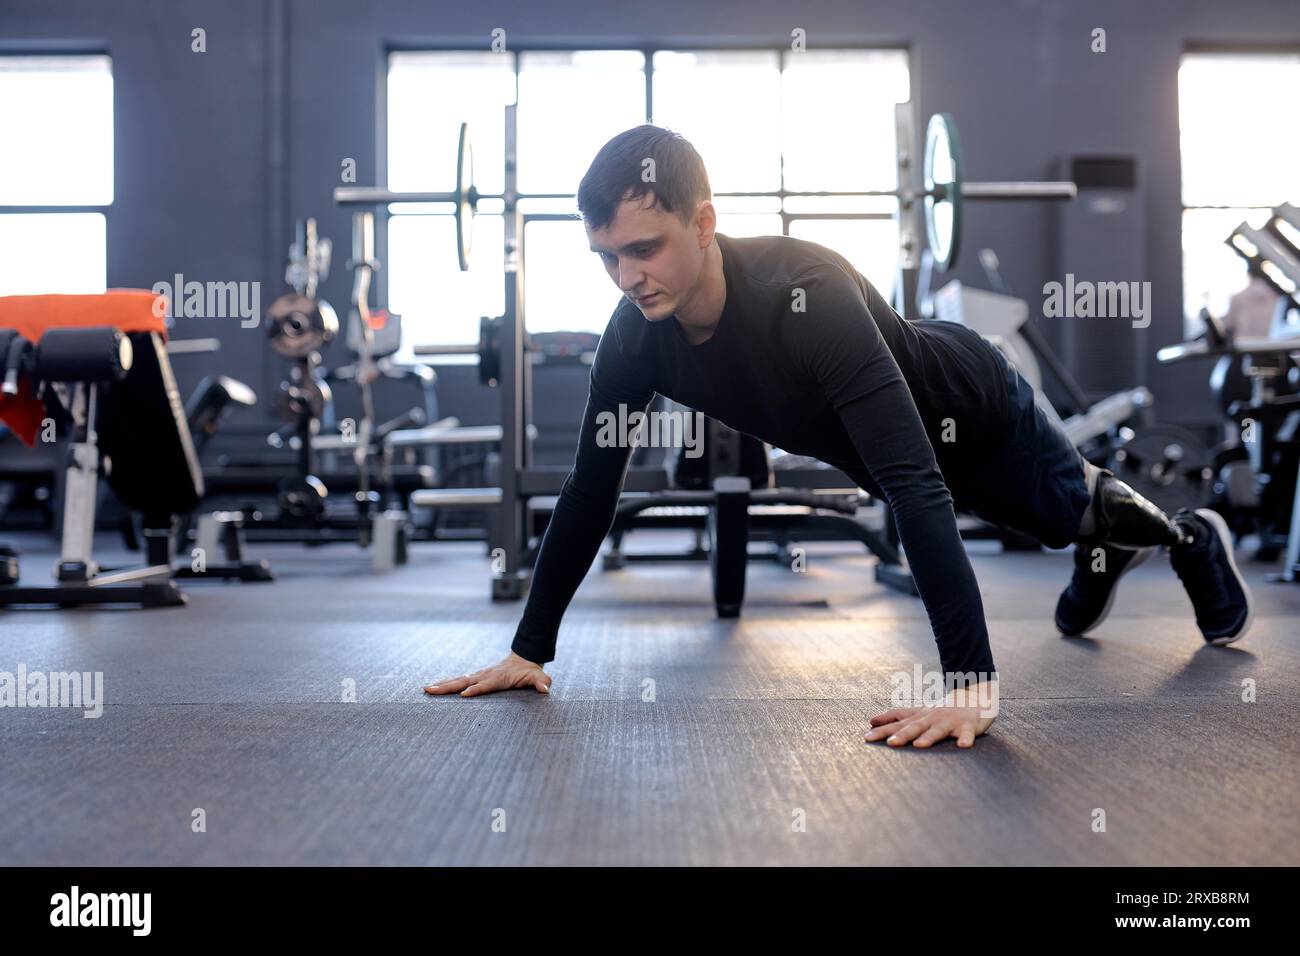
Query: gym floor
3,530,1297,866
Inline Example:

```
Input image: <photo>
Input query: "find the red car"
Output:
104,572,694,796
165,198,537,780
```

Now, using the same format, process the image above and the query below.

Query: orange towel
0,290,169,447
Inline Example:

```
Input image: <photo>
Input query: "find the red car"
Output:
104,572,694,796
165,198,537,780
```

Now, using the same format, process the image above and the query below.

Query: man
426,126,1252,749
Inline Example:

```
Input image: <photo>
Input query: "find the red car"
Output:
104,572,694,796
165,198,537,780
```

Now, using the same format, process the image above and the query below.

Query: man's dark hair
577,125,712,232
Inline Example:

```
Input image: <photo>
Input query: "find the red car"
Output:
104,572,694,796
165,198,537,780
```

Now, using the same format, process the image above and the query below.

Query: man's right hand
423,651,552,698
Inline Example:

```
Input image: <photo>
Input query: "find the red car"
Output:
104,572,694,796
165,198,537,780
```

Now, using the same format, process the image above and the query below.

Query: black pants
939,348,1092,550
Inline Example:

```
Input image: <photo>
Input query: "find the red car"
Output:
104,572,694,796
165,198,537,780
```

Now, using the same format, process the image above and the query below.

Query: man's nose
618,262,643,293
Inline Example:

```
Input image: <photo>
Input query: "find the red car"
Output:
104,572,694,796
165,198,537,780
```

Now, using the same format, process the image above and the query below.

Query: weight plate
478,314,502,387
456,122,475,272
276,377,331,423
265,294,339,358
923,112,963,272
1108,424,1213,515
277,475,328,522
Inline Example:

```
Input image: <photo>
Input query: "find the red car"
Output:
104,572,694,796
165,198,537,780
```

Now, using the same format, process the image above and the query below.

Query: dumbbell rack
224,218,414,572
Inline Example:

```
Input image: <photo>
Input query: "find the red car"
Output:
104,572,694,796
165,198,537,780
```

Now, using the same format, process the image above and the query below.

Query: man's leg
1075,459,1189,548
1055,460,1162,636
963,353,1252,644
1057,461,1172,635
1060,459,1253,644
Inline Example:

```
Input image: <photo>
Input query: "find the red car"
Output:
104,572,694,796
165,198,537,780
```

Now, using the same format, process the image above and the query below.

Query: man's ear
694,199,717,248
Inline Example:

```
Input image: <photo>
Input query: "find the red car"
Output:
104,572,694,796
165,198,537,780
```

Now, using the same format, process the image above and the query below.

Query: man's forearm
836,392,998,679
510,468,625,664
509,368,652,664
886,481,998,677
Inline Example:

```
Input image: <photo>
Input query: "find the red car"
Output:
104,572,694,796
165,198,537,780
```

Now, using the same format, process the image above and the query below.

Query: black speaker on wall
1055,155,1146,398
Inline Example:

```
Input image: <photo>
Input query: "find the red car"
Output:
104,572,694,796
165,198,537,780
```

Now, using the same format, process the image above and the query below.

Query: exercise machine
0,293,224,606
1158,201,1300,581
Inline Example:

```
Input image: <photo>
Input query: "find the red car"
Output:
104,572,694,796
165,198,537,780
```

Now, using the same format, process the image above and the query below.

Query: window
0,55,113,295
1178,51,1300,337
655,49,909,294
385,47,909,351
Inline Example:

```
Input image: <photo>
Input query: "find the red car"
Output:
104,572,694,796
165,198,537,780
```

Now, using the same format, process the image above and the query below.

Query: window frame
381,40,914,349
1178,43,1300,334
0,49,114,294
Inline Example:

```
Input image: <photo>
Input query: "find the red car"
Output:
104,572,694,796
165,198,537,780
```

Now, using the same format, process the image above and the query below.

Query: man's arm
796,267,997,679
510,330,656,665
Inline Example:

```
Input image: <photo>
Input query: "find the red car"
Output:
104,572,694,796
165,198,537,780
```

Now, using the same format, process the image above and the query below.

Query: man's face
586,192,714,321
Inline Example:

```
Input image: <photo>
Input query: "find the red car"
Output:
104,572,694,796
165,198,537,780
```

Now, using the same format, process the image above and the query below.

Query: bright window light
387,212,503,349
387,52,516,198
0,55,113,205
1182,207,1270,323
652,51,782,193
1179,53,1300,208
386,48,910,347
523,218,625,334
517,51,647,196
781,50,910,195
789,218,901,294
715,214,785,238
0,213,107,295
0,54,111,296
1179,52,1300,334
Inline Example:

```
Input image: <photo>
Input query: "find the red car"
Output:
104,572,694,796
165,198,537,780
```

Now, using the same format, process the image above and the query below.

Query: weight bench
597,420,917,616
605,480,902,617
0,291,218,607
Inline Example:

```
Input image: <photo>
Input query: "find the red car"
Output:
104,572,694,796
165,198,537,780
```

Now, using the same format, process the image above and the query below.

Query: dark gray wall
3,0,1299,434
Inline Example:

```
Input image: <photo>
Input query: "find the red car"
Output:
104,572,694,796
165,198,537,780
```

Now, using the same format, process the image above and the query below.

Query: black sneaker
1169,508,1253,645
1055,542,1156,636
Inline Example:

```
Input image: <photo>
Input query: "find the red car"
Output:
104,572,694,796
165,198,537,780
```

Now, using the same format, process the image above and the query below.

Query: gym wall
2,0,1299,439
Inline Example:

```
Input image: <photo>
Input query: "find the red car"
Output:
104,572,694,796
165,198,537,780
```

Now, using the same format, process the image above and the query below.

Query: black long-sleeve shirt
511,233,1009,678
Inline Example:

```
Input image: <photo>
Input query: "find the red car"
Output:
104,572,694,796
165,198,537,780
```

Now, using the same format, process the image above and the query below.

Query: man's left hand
864,680,999,749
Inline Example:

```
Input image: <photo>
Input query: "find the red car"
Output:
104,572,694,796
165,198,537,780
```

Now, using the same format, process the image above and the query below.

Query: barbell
333,113,1075,273
335,123,479,271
